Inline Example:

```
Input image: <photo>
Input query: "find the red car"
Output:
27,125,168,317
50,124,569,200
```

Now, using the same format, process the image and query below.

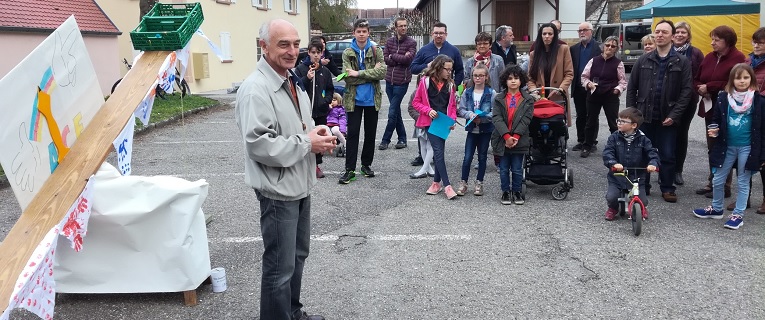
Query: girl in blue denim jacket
455,64,495,196
693,63,765,230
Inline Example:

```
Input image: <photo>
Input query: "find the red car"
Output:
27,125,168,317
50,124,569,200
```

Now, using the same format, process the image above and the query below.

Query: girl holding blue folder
412,54,459,199
456,64,495,196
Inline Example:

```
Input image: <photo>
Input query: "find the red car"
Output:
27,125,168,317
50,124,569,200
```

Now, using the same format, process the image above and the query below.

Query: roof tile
0,0,119,34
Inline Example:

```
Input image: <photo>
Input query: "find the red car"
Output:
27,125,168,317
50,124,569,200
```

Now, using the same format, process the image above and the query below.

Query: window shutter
268,0,272,9
220,32,232,60
295,0,299,13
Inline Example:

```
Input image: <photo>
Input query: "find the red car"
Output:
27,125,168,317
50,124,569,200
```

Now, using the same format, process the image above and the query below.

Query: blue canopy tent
620,0,761,54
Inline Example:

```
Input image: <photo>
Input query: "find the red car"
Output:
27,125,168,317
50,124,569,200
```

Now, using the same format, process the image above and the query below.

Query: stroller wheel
551,184,568,200
567,168,574,189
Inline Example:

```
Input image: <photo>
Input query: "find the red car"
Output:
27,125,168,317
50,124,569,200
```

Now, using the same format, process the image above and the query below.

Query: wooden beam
0,50,171,312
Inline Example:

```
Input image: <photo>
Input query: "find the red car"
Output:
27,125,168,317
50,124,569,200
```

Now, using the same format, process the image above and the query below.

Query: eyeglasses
604,44,617,48
397,25,408,28
753,41,765,46
443,68,453,72
433,32,446,36
616,119,633,125
476,42,490,46
473,74,486,78
578,29,592,33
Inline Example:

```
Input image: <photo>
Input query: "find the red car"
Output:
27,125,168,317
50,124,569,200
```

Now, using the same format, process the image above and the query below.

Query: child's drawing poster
0,16,104,210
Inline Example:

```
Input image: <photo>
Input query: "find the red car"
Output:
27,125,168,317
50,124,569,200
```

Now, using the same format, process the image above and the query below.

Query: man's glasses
753,41,765,46
616,119,633,125
433,32,446,36
578,29,592,33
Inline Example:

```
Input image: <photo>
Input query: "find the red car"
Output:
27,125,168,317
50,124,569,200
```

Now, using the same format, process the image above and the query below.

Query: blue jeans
256,192,311,320
712,145,754,215
428,132,451,186
381,82,408,145
499,153,524,192
639,122,677,193
461,132,492,182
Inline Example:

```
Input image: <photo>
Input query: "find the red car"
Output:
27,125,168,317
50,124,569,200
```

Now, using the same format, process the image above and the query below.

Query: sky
354,0,419,9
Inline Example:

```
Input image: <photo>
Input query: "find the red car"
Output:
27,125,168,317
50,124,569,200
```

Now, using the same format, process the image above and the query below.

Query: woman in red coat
694,25,746,197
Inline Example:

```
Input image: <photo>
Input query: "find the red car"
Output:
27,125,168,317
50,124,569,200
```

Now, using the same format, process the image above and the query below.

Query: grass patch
135,94,219,129
0,94,219,180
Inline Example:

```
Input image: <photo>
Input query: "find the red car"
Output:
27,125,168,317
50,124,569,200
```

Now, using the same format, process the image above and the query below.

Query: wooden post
0,51,171,312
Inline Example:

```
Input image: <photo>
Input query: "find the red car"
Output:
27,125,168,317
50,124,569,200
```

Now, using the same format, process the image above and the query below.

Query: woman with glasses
745,27,765,214
578,36,628,158
464,32,505,90
671,22,705,185
694,25,746,199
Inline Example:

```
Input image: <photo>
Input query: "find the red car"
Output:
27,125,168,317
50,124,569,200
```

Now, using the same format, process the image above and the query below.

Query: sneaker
455,180,468,196
724,214,744,230
444,185,457,199
296,311,326,320
580,149,591,158
501,191,512,205
695,186,712,195
426,182,442,195
512,191,525,205
605,207,617,221
339,170,356,184
589,145,598,152
411,156,424,166
572,143,583,151
378,143,389,150
316,166,325,179
662,192,677,203
474,181,484,196
692,206,724,219
360,165,375,177
395,141,407,149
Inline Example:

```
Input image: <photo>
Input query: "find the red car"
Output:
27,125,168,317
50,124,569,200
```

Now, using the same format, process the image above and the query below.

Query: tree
311,0,356,33
394,9,433,37
139,0,158,22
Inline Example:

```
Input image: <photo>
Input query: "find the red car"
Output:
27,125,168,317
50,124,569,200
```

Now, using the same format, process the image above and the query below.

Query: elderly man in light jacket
235,19,336,320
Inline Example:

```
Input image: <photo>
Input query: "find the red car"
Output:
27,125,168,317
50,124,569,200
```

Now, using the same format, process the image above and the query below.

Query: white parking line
210,234,471,243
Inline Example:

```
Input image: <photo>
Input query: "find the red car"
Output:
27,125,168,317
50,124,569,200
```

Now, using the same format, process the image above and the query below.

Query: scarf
473,50,492,68
673,43,690,55
727,89,755,114
750,53,765,70
621,131,637,147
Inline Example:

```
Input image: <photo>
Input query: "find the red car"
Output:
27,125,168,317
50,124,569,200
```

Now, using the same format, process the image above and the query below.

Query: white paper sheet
54,163,211,293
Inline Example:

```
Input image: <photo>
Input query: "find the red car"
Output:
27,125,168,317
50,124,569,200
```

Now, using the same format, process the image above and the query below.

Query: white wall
531,0,584,39
439,0,478,46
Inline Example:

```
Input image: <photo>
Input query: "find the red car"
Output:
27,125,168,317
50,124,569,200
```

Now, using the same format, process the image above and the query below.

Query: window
256,37,263,61
221,32,233,62
283,0,298,14
253,0,271,9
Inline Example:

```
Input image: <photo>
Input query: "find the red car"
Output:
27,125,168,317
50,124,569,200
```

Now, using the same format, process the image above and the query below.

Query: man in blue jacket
408,22,464,166
410,22,464,84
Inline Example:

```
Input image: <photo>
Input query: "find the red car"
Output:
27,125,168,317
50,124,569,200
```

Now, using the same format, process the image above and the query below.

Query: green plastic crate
130,2,204,51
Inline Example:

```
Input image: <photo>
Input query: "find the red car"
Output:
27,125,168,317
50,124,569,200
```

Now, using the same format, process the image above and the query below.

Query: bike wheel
631,202,643,236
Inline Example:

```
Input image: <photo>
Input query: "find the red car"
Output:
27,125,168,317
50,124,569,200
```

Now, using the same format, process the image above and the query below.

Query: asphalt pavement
2,80,765,319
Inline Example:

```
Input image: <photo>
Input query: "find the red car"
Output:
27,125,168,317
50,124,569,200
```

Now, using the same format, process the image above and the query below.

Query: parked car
595,22,652,70
325,39,382,68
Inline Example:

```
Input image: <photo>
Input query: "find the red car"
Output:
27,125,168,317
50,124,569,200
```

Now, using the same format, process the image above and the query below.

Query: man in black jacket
491,25,517,66
626,20,692,203
570,21,602,152
294,39,336,178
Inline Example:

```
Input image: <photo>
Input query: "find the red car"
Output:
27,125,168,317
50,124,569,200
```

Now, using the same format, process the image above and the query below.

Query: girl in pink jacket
412,54,459,199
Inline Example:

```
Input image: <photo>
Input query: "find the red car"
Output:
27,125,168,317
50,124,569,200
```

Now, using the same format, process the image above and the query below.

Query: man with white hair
492,25,517,66
235,18,336,320
570,21,602,152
